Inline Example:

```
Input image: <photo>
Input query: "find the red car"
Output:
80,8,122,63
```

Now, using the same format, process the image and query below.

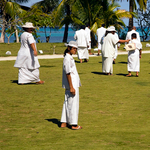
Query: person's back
74,29,88,47
96,27,106,43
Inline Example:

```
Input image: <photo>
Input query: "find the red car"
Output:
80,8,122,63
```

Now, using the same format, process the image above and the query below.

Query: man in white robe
126,33,142,77
96,24,106,56
74,25,89,63
85,24,92,55
102,26,130,75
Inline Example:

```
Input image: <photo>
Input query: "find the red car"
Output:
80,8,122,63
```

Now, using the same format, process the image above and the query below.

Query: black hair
81,25,85,29
102,24,105,27
86,23,90,27
64,46,72,57
131,33,137,39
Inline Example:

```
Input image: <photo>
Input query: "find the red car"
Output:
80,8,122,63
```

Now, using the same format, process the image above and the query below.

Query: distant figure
74,25,89,63
85,24,92,55
61,41,82,130
14,22,44,85
126,33,142,77
125,26,140,42
96,24,106,56
101,26,130,75
113,32,120,64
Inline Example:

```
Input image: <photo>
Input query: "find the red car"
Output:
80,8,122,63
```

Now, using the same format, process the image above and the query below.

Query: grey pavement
0,50,150,61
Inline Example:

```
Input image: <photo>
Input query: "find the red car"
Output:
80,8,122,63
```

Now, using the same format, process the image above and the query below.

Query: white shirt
14,32,40,69
96,27,106,43
102,33,119,57
126,30,140,42
74,29,89,48
62,53,81,89
85,27,91,42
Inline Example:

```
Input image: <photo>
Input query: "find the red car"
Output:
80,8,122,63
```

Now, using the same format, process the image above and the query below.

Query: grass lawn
0,41,150,57
0,53,150,150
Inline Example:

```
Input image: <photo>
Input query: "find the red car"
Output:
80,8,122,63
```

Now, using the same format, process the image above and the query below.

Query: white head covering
66,41,78,48
107,26,117,32
22,22,36,29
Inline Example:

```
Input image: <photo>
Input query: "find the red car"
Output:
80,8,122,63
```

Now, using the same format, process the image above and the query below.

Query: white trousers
102,57,113,74
61,88,79,125
77,47,89,59
18,68,40,84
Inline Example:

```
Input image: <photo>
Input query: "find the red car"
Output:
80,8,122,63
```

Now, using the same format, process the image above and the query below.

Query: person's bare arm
118,39,130,43
139,49,142,59
30,43,37,56
66,73,75,95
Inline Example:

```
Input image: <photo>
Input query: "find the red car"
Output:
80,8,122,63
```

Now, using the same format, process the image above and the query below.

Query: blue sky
19,0,130,26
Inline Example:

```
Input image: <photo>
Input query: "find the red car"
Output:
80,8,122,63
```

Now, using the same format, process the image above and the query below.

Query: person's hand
34,51,37,56
118,46,120,49
139,54,141,59
127,39,130,43
70,87,75,96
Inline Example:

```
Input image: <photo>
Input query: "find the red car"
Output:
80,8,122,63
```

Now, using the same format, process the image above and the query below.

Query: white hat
66,41,78,48
22,22,36,29
107,26,117,32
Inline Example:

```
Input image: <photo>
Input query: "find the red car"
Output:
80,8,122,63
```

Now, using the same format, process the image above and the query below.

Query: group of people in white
14,22,142,130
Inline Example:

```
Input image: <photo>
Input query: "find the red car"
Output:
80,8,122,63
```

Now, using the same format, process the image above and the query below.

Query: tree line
0,0,148,44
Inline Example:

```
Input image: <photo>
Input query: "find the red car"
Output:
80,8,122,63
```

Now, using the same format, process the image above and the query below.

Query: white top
62,53,81,89
129,39,142,53
74,29,89,48
96,27,106,43
102,33,119,57
85,27,91,42
126,30,141,42
115,33,120,48
14,32,40,69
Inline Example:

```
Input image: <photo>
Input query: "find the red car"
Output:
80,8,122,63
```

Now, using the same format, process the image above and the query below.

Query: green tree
113,0,147,30
0,0,28,43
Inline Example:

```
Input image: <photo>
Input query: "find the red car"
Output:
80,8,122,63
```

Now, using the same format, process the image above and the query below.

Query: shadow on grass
11,80,36,85
116,73,128,77
91,72,105,75
45,118,61,128
98,61,102,63
118,61,127,64
40,65,55,68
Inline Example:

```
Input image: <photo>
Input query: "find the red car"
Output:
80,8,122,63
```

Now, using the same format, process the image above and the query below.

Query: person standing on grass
61,41,82,130
74,25,89,63
126,33,142,77
85,23,92,55
102,26,130,75
14,22,44,85
96,24,106,56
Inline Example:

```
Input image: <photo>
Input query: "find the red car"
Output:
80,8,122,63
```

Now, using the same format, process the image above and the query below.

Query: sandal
72,125,82,130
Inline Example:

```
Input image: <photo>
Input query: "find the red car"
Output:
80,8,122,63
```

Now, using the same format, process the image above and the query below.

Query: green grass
0,41,150,57
0,54,150,149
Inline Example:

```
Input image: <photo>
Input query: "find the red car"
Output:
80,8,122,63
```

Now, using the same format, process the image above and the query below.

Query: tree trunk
63,4,70,43
128,0,134,31
63,24,69,43
15,29,19,43
0,12,6,43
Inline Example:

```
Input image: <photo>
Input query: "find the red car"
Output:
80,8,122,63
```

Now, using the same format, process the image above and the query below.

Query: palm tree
0,0,28,43
113,0,147,31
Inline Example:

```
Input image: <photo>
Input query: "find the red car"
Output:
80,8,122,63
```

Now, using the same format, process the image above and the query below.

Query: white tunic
128,39,142,72
61,53,81,125
102,33,119,73
114,33,120,59
96,27,106,50
85,27,91,49
74,29,89,59
126,30,141,42
14,32,40,69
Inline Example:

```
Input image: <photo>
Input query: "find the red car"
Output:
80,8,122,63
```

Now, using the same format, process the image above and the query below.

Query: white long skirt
102,57,113,74
77,47,89,59
128,50,140,72
18,68,40,84
61,88,79,125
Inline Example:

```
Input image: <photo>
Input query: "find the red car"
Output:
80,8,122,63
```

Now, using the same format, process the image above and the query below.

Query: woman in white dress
102,26,130,75
14,22,44,85
126,33,142,77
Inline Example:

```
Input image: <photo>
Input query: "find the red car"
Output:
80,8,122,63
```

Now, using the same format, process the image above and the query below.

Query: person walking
74,25,89,63
85,24,92,55
102,26,130,75
14,22,44,85
61,41,82,130
126,33,142,77
96,24,106,56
